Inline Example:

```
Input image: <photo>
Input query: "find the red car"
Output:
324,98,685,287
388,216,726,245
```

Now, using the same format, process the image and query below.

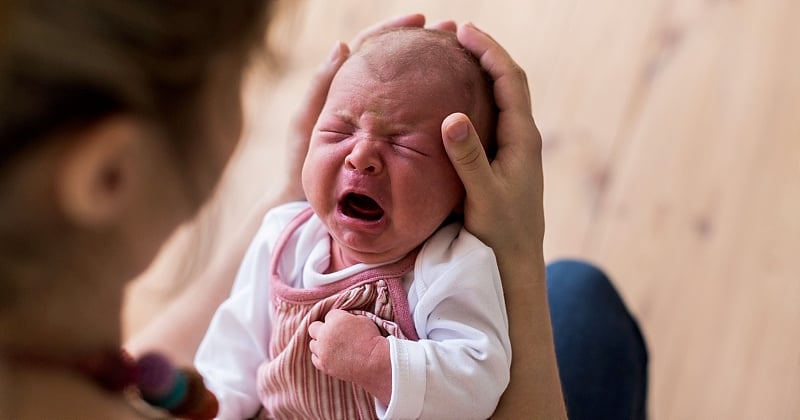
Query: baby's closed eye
390,134,436,157
318,124,353,141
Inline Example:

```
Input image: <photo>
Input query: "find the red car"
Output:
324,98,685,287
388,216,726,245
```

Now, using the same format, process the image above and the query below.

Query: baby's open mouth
340,193,384,221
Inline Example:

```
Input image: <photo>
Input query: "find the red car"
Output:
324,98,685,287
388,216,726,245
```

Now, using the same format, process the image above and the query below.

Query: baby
196,27,510,419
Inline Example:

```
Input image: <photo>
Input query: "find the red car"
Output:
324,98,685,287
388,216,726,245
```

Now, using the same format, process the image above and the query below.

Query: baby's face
302,54,468,265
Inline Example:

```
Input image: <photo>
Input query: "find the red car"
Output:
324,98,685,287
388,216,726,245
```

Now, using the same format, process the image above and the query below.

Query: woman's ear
56,117,148,228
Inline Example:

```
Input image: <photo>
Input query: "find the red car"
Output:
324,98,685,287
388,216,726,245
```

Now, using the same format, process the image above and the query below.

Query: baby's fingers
308,320,324,339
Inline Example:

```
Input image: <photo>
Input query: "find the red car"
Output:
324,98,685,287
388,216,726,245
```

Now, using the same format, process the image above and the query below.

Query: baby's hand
308,309,384,381
308,309,392,404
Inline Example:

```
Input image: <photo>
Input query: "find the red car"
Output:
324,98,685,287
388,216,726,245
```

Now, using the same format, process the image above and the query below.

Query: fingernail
447,119,470,142
328,41,342,63
465,22,483,33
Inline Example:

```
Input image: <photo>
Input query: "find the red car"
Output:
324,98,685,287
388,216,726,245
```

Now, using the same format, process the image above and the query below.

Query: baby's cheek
302,155,331,210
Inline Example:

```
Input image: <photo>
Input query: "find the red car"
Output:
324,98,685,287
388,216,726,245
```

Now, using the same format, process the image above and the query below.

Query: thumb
325,308,348,322
290,41,349,142
442,113,493,196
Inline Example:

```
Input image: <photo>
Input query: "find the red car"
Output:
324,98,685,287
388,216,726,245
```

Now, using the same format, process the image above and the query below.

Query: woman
0,0,645,417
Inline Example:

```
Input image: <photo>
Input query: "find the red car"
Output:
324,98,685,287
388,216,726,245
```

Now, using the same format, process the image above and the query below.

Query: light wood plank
586,0,800,418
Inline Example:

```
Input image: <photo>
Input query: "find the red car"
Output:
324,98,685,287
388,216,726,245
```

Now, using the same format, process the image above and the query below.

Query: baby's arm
387,229,512,419
307,309,392,405
192,219,280,419
195,203,307,418
309,228,511,419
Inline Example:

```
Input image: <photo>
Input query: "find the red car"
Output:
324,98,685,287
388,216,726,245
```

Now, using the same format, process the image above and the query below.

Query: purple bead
136,352,177,399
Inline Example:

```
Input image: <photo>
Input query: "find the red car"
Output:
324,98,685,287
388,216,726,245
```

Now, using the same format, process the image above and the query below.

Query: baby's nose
344,141,383,175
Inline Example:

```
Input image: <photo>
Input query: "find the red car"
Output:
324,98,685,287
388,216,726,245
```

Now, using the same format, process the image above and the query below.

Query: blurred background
124,1,800,419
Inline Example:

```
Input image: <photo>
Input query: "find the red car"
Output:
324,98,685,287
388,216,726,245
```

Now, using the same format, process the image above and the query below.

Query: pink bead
136,352,177,399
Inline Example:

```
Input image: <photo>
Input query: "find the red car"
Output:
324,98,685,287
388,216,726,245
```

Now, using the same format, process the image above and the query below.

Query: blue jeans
547,260,649,420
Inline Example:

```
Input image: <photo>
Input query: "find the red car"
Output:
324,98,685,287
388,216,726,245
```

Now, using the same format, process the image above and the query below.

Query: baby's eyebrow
327,110,423,137
331,110,358,123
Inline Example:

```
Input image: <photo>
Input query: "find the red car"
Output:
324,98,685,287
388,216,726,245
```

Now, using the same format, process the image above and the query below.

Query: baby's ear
55,116,149,228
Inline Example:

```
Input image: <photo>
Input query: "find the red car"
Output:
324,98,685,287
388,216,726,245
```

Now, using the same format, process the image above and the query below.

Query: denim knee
546,259,649,420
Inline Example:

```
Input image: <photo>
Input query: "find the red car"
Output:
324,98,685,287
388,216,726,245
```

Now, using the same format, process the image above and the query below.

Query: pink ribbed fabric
256,208,419,419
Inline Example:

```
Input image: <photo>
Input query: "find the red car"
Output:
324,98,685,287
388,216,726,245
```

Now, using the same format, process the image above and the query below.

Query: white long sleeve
378,224,511,420
194,202,308,420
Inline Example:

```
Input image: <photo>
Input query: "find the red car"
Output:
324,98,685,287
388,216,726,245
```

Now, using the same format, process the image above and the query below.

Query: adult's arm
124,14,438,366
441,23,567,419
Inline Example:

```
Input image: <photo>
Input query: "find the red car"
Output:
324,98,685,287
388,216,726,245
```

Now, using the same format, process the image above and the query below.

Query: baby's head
302,28,495,267
351,28,496,151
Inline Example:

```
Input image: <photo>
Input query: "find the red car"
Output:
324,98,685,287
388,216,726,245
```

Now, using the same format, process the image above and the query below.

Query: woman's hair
0,0,278,309
0,0,276,164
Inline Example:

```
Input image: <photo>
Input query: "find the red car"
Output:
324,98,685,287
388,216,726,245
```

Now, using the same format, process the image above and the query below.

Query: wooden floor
124,1,800,419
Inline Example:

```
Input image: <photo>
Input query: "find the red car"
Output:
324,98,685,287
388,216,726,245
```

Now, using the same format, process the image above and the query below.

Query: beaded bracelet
77,349,219,419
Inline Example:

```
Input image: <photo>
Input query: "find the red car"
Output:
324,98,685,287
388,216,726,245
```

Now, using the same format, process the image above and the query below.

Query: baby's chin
340,242,403,262
329,234,413,268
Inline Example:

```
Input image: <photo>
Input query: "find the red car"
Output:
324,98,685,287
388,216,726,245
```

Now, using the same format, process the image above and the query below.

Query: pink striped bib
256,208,419,419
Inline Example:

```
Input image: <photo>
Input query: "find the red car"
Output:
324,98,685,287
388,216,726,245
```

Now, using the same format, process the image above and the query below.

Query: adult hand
278,14,457,202
443,23,567,419
441,23,544,262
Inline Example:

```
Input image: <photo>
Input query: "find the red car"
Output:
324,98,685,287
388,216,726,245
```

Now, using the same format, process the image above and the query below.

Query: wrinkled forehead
336,28,496,155
351,28,481,93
